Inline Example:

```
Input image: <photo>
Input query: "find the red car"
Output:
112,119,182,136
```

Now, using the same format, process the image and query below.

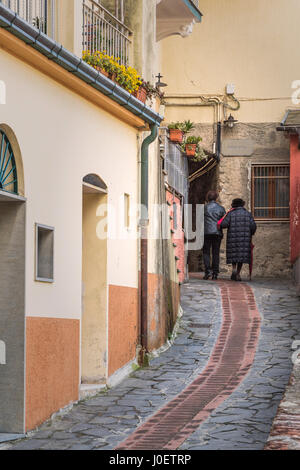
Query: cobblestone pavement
179,279,300,450
4,278,300,451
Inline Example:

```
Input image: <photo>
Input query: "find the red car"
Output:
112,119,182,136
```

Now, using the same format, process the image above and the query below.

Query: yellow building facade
162,0,298,278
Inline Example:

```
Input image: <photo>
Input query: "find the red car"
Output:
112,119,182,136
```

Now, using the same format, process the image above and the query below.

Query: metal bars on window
160,127,189,201
1,0,57,38
82,0,132,66
252,164,290,220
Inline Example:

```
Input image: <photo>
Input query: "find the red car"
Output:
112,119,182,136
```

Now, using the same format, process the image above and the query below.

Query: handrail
84,2,131,42
0,0,57,39
85,0,133,35
83,0,132,66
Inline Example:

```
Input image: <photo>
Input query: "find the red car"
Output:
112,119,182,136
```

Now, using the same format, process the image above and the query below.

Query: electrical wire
189,160,217,183
189,157,217,183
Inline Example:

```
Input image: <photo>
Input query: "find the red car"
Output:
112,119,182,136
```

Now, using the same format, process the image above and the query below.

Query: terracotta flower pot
169,129,184,144
134,86,147,103
185,144,197,156
95,66,109,78
109,72,117,82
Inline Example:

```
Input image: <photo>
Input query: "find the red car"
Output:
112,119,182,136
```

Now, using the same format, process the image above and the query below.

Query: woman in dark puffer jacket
220,198,257,281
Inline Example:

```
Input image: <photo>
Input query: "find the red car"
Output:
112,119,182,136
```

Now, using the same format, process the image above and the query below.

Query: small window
35,224,54,282
252,165,290,220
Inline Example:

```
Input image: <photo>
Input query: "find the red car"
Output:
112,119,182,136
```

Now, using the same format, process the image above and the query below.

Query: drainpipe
139,124,159,366
216,121,222,162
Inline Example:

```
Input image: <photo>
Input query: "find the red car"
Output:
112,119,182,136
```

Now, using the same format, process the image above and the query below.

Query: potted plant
190,146,208,163
82,51,143,95
168,122,185,143
181,120,196,135
82,50,110,77
115,64,142,96
134,80,148,103
184,136,202,157
139,81,165,106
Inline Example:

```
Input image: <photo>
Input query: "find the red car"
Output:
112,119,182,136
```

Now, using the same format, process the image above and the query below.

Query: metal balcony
82,0,132,66
0,0,57,39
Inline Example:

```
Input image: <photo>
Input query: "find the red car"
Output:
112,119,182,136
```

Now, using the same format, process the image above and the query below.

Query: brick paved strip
115,281,261,450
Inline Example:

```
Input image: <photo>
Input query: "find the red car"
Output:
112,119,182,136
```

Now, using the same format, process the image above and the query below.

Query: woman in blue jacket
203,190,226,280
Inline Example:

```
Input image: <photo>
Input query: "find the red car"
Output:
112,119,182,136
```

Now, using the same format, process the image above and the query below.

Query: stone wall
189,122,292,279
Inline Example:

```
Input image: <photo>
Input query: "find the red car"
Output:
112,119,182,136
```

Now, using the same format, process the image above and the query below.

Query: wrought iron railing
160,127,189,200
82,0,132,66
0,0,57,39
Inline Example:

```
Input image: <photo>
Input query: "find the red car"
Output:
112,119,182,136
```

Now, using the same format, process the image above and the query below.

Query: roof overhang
156,0,203,42
277,109,300,133
277,110,300,148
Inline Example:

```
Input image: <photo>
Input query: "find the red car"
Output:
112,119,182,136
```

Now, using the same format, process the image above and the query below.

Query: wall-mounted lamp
224,114,238,128
156,73,168,88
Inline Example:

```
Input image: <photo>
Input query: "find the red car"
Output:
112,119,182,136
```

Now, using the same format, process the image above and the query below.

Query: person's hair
206,190,219,202
232,198,245,208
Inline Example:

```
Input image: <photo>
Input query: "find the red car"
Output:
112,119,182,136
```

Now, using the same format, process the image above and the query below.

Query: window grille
1,0,57,39
83,0,132,66
160,128,189,201
252,164,290,220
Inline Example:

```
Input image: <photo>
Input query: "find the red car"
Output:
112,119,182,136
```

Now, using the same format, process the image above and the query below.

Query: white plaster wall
0,49,139,320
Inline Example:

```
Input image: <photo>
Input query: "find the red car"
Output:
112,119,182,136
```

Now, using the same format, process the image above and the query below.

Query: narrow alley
4,276,300,451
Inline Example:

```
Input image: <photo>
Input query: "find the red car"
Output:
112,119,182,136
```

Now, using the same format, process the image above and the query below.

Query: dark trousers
203,235,222,275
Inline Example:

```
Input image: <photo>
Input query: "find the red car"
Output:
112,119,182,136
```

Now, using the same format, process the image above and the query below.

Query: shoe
231,271,237,281
203,273,211,280
212,274,218,280
236,274,242,282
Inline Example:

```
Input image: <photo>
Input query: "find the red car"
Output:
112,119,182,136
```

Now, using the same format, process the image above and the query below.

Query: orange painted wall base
25,317,80,432
148,273,180,352
108,285,139,377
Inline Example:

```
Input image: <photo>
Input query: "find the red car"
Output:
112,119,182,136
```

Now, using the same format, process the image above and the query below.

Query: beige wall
162,0,300,123
0,48,139,321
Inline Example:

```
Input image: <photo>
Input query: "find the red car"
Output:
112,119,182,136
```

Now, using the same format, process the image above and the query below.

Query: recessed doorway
81,174,108,388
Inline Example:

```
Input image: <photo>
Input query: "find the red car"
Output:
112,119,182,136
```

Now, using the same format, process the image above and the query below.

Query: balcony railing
0,0,57,39
83,0,132,66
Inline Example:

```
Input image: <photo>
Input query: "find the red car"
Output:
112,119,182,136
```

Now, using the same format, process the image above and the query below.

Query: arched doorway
0,126,26,434
81,174,108,390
